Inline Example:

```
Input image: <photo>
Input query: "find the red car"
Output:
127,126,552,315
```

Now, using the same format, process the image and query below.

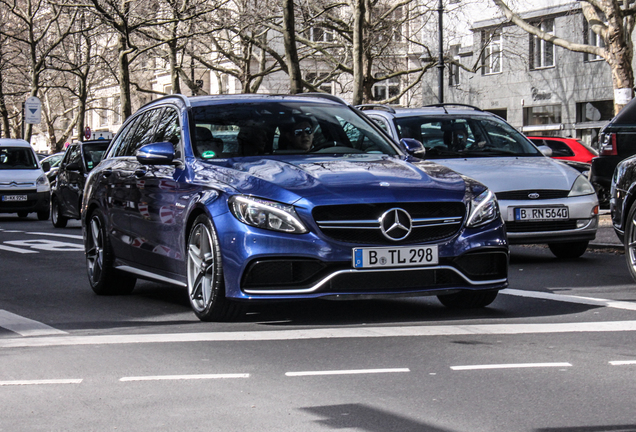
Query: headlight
466,189,499,228
568,175,595,197
229,195,308,233
36,174,50,192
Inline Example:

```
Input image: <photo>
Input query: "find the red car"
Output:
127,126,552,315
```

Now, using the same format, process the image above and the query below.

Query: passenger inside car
238,120,269,156
279,115,315,152
194,126,224,159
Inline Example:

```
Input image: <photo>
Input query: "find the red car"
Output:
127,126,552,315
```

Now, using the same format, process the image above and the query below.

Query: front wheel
187,214,243,321
548,241,588,259
51,197,68,227
85,208,136,295
624,203,636,282
437,290,499,309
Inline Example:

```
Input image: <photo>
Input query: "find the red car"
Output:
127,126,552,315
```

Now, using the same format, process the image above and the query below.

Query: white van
0,139,50,220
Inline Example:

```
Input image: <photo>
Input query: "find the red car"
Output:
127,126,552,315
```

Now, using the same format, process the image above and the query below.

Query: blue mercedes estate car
81,94,508,321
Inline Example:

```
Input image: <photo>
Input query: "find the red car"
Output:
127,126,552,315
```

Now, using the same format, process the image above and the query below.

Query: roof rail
423,103,482,114
139,94,192,111
355,104,396,114
296,93,349,105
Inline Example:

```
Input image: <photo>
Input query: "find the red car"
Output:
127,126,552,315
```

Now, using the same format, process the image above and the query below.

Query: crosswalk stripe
0,310,67,336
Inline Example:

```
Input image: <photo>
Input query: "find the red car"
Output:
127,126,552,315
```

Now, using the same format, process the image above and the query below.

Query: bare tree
491,0,635,114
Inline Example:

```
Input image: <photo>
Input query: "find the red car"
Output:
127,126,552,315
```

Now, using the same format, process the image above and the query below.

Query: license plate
2,195,27,202
514,207,568,221
353,245,439,269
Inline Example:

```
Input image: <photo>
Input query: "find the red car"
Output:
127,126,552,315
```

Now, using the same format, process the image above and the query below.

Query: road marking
609,360,636,366
3,321,636,348
0,379,82,386
0,310,67,336
119,373,249,382
27,232,83,240
286,368,410,377
451,362,572,371
503,289,636,311
0,244,37,254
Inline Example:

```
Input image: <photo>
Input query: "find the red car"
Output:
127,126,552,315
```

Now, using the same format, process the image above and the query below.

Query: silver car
361,104,598,258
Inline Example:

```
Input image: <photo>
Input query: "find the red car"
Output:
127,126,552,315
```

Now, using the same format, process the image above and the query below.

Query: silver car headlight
466,189,499,228
229,195,308,233
568,175,595,197
36,173,50,192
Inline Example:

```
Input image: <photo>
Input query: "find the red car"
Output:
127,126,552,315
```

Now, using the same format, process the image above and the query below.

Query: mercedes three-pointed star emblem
379,208,412,241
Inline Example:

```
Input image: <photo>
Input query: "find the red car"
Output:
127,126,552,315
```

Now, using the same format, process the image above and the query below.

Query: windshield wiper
460,148,519,156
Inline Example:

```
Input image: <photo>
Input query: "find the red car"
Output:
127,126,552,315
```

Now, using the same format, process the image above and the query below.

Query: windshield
191,102,398,159
0,147,38,170
395,115,542,158
82,143,109,171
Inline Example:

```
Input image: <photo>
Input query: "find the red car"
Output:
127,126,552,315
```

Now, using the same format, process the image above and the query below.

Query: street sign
84,126,91,140
24,96,41,124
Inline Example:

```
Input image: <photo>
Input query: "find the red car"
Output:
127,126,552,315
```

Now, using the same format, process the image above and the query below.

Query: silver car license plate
514,206,568,221
2,195,27,202
353,245,439,269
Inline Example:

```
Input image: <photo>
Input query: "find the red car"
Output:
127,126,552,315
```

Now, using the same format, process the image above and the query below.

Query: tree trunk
118,34,132,120
351,0,365,105
282,0,302,94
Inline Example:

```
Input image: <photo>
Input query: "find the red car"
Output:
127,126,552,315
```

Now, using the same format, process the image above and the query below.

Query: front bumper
213,211,509,300
0,190,50,214
499,195,598,244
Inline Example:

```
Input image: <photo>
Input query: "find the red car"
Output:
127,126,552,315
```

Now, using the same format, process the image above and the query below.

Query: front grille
242,259,333,288
327,268,465,292
496,190,569,200
452,251,508,281
313,202,465,245
505,220,578,233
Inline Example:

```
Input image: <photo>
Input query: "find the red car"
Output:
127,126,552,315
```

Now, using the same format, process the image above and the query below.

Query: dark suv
50,139,110,227
592,97,636,208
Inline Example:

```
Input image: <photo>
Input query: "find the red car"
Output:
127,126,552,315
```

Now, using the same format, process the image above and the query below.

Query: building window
523,104,562,126
583,18,605,62
530,19,554,69
481,29,502,75
576,101,614,123
372,76,400,102
308,26,333,43
163,84,172,95
306,72,333,94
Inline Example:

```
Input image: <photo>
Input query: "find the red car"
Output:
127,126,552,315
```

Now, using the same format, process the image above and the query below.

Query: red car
527,136,598,164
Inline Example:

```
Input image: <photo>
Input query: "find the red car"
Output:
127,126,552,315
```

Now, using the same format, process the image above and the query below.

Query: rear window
0,147,38,170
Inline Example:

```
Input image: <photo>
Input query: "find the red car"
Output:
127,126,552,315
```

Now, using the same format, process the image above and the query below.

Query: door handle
134,168,147,178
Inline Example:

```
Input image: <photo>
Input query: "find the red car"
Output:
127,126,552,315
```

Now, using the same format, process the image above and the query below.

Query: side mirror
538,145,553,157
136,142,175,165
41,161,50,172
400,138,426,158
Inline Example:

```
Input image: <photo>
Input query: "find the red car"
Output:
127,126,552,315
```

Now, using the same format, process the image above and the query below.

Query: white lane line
286,368,410,377
0,379,82,386
503,289,636,311
26,232,83,240
0,244,37,254
3,321,636,348
451,362,572,371
609,360,636,366
0,310,68,337
120,373,249,382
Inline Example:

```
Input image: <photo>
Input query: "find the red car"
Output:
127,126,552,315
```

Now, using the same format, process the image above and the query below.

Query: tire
187,214,243,321
85,208,136,295
624,203,636,282
37,209,50,221
17,211,28,218
548,241,588,259
437,290,499,309
51,197,68,228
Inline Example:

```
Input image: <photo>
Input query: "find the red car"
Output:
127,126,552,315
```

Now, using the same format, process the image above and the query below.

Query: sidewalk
589,210,622,250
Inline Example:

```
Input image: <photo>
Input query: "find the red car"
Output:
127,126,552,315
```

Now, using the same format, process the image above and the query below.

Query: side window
154,108,181,156
545,140,575,157
370,117,389,132
63,145,81,167
111,116,142,157
124,108,164,156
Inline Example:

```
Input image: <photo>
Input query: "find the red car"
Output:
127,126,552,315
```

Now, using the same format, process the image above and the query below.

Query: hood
435,156,580,193
198,154,468,206
0,168,43,189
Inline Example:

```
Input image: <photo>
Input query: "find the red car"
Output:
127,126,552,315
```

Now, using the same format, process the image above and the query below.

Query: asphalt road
1,215,636,432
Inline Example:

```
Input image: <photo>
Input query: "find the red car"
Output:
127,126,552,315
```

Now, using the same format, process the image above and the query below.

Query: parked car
40,151,65,185
527,136,598,164
0,138,50,220
591,97,636,209
610,154,636,280
81,94,509,321
51,140,110,227
359,103,599,259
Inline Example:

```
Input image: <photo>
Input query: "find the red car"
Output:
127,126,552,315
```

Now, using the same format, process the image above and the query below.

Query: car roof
0,138,32,148
358,104,497,120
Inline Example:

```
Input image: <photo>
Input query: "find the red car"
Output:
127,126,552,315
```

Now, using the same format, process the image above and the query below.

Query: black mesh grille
313,202,465,245
452,252,508,281
496,190,569,200
243,259,331,287
327,269,465,292
505,220,578,233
